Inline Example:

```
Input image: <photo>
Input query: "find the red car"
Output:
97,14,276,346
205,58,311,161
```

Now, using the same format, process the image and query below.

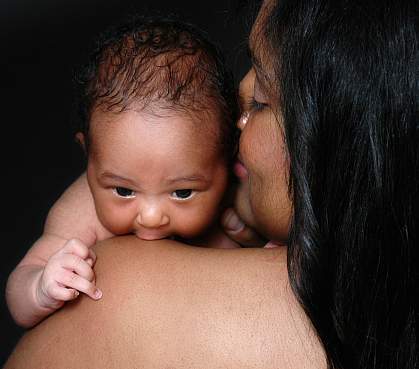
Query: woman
5,0,418,368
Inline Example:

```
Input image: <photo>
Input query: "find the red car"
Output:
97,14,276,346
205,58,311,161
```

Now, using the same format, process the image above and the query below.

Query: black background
0,0,252,364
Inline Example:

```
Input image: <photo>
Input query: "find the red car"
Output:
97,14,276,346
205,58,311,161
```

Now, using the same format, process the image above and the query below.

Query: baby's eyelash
113,187,136,198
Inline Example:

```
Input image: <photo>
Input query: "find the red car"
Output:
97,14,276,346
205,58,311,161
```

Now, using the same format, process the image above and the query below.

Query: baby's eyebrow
165,175,210,185
100,172,137,187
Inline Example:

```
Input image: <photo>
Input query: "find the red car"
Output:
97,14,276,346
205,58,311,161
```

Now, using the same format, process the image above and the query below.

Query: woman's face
234,1,292,244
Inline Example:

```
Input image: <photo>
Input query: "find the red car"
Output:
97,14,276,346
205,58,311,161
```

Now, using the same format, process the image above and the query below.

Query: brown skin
5,237,325,369
87,108,229,241
234,68,292,244
5,1,327,366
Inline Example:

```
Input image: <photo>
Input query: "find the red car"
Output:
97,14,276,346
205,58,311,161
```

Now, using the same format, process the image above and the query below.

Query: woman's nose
237,111,250,130
237,68,255,131
136,203,169,228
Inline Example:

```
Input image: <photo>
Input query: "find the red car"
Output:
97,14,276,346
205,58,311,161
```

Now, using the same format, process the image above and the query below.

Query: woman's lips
234,160,248,179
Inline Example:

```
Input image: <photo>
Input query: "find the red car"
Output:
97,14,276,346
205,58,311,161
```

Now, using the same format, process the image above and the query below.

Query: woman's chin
233,182,257,230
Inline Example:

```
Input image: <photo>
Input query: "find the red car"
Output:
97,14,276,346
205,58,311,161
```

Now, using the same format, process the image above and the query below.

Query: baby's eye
171,189,194,200
113,187,135,198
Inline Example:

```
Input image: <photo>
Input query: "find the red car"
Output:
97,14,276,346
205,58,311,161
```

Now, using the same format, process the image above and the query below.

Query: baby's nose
136,204,169,228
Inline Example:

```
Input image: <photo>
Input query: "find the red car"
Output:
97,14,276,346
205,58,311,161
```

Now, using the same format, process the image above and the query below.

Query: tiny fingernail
94,289,102,299
74,290,80,298
224,210,244,233
86,258,93,266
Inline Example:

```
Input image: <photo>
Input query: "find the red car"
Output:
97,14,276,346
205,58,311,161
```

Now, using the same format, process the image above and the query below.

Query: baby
6,16,239,328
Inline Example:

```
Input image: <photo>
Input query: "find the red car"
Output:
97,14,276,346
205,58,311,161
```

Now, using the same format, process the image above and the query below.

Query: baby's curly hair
75,15,238,162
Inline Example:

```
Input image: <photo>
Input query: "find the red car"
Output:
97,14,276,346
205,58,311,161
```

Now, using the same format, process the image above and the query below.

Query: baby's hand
221,208,267,247
36,238,102,311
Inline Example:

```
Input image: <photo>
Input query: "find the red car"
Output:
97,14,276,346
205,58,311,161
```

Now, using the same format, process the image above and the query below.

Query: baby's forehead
90,105,223,146
89,107,227,172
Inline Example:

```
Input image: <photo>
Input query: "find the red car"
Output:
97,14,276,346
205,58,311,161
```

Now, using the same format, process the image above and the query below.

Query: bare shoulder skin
5,236,326,369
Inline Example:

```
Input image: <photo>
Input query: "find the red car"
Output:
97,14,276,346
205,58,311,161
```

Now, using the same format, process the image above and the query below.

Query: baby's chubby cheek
179,182,229,238
173,206,219,239
95,204,134,235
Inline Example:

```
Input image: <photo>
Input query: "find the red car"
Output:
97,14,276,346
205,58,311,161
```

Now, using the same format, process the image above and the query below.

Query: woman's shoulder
5,236,325,369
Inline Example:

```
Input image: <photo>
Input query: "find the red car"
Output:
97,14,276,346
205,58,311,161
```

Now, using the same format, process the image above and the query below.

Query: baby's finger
222,208,267,247
59,270,102,300
62,238,90,259
60,254,95,282
87,248,97,266
48,283,80,302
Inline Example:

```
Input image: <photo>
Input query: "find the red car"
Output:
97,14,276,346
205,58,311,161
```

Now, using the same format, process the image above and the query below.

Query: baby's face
86,108,228,240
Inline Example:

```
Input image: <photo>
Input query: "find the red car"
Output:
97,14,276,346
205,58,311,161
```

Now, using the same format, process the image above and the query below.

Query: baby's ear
75,132,86,153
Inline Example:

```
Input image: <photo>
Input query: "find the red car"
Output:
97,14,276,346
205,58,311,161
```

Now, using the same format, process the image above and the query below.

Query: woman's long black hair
262,0,418,368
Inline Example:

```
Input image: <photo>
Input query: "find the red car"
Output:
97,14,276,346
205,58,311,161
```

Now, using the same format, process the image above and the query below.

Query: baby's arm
6,173,111,328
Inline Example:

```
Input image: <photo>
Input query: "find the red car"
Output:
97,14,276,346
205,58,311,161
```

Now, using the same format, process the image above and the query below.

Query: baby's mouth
134,230,169,241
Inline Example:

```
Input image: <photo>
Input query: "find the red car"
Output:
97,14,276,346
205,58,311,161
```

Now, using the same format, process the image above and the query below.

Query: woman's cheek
251,188,291,242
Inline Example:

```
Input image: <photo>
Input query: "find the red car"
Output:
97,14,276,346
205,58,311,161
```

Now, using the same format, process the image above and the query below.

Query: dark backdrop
0,0,252,364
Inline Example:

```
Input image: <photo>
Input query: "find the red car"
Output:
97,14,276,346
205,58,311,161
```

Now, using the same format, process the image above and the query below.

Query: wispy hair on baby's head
75,15,238,161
